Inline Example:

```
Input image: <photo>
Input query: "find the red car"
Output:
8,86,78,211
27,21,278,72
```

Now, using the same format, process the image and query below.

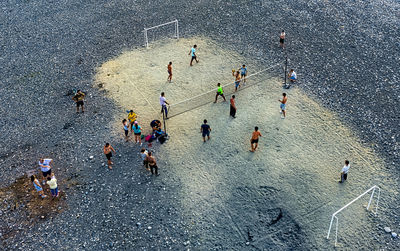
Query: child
122,119,129,141
31,175,46,198
339,160,351,183
46,174,59,198
133,121,142,145
140,148,149,170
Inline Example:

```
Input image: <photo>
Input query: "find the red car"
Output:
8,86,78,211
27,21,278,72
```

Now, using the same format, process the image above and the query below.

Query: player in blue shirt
240,65,247,83
189,45,199,66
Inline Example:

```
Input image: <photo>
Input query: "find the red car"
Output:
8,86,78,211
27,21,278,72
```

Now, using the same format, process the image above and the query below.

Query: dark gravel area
0,0,399,250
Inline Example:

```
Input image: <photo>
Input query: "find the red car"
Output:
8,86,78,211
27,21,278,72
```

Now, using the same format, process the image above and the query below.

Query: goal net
166,63,281,118
144,20,179,48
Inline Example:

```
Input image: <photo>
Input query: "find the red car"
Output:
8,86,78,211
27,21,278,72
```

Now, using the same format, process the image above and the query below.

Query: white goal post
143,19,179,48
326,185,381,247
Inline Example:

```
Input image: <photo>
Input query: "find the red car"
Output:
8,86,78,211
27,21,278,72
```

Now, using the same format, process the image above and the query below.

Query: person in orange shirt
167,62,173,82
250,126,262,152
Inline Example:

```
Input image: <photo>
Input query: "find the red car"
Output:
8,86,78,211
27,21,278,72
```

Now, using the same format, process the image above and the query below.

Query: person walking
230,95,236,118
72,90,86,113
103,143,116,170
189,44,199,66
122,119,129,141
250,127,262,152
31,175,46,199
167,62,173,82
339,160,351,183
240,65,247,83
140,148,149,171
200,119,211,142
132,121,142,145
214,83,226,103
279,30,286,48
127,110,137,133
279,93,288,119
146,152,158,176
38,158,53,185
160,92,169,119
46,173,59,198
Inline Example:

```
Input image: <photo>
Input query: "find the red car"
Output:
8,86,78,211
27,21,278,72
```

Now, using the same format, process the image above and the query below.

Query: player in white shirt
159,92,169,118
339,160,350,183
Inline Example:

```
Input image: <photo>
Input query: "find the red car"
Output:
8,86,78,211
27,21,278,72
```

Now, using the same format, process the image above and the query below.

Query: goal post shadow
326,185,381,247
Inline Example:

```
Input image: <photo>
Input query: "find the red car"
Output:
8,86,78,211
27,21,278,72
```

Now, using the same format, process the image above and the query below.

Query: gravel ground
0,0,399,250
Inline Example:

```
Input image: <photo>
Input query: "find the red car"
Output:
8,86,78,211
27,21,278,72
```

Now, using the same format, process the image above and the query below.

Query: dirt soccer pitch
95,37,399,249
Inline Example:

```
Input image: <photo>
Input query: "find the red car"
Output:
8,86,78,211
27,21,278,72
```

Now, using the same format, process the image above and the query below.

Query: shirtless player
279,93,288,118
250,127,262,152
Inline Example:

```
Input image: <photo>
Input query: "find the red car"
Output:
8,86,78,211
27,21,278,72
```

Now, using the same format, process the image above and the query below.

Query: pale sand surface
95,37,398,249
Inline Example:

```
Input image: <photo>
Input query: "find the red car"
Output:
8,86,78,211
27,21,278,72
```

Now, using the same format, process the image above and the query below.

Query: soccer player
159,92,169,118
230,95,236,118
189,45,199,66
200,119,211,142
250,127,262,152
339,160,351,183
167,62,173,82
279,93,288,118
240,65,247,83
214,83,226,103
232,69,241,91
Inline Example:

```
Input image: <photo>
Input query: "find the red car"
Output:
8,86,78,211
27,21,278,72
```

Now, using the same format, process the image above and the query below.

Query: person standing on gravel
279,30,285,48
38,158,53,185
160,92,169,119
167,62,173,82
250,127,262,152
230,95,236,118
288,69,297,85
47,173,59,198
122,119,130,141
72,90,86,113
279,93,288,119
103,143,116,170
200,119,211,142
31,175,46,199
339,160,351,183
140,148,149,171
189,44,199,66
146,152,158,176
214,83,226,103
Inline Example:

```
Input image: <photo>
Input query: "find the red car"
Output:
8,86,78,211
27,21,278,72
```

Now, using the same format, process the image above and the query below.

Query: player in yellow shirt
127,110,137,133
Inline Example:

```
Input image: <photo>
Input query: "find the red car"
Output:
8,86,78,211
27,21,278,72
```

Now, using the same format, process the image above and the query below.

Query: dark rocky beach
0,0,399,250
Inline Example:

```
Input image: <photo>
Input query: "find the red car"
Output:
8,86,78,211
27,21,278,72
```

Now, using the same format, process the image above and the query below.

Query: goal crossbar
326,185,381,246
143,19,179,48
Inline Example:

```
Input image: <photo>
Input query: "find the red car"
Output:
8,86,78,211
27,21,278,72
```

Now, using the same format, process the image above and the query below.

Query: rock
89,156,94,160
392,232,397,238
147,226,152,230
136,222,141,227
183,241,190,246
384,227,391,233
